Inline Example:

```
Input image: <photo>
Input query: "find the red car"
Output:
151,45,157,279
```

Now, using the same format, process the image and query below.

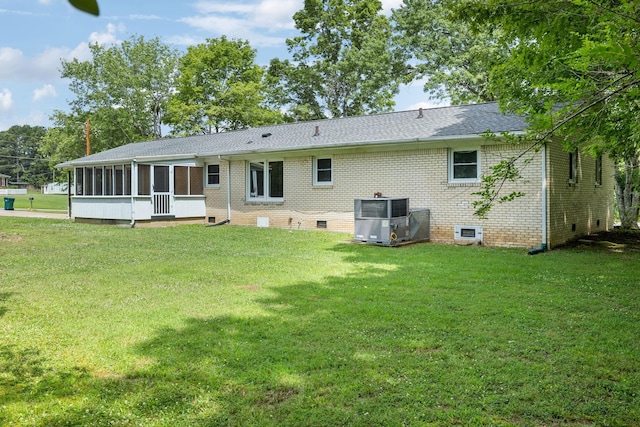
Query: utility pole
85,119,91,156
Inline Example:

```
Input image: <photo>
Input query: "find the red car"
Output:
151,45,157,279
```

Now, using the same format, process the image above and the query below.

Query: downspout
226,157,231,222
130,160,136,228
528,143,548,255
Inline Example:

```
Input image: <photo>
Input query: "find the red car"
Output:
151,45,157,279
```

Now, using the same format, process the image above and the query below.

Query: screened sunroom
70,157,206,224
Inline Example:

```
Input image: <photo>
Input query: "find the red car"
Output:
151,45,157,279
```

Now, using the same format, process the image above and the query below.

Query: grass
2,190,68,212
0,218,638,426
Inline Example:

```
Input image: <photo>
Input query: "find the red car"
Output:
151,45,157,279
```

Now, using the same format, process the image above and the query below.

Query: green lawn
1,218,638,426
3,190,68,212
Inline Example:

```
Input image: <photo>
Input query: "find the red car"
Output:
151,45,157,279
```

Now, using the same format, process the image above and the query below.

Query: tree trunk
615,156,640,230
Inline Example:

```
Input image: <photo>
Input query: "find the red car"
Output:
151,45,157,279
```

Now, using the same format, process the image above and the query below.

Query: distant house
0,173,8,188
56,103,614,249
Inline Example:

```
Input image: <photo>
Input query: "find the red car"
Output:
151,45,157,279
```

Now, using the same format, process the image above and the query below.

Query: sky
0,0,445,132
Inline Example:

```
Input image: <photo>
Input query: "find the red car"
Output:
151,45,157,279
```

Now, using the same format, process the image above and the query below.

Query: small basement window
317,220,327,229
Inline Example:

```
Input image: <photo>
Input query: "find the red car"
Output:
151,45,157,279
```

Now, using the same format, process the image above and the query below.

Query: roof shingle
57,102,527,168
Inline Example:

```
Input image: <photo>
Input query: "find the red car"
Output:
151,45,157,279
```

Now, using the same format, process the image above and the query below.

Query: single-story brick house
57,102,614,249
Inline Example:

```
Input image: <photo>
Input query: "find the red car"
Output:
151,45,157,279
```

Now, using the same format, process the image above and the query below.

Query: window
449,149,480,182
569,149,578,184
190,167,203,195
115,165,124,195
207,164,220,187
75,168,83,195
104,166,113,196
595,154,602,186
175,166,204,195
314,157,332,185
138,164,150,195
247,160,283,200
85,167,94,195
124,165,132,195
174,166,189,195
75,165,132,196
94,167,103,196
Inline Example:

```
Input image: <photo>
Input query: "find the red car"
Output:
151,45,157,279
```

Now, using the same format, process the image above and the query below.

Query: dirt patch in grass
560,229,640,253
0,233,22,243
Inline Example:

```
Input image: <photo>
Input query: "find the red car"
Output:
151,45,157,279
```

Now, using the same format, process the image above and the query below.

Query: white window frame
206,163,220,188
313,157,333,186
246,159,284,202
449,149,480,183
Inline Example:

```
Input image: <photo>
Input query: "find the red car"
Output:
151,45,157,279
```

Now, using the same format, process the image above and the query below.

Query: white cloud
33,84,57,101
181,0,301,47
0,47,25,79
381,0,404,14
38,0,52,4
165,34,205,46
88,22,125,45
0,88,14,111
193,2,255,14
0,23,121,84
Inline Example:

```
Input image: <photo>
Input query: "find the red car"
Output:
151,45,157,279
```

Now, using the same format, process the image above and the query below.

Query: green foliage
165,37,284,135
458,0,640,225
68,0,99,16
285,0,408,118
392,0,507,104
54,35,179,154
0,222,639,425
0,125,51,187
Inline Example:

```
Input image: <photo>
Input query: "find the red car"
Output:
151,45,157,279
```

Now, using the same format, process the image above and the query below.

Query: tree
392,0,508,104
459,0,640,228
68,0,99,16
165,37,283,135
0,125,50,187
283,0,408,118
54,35,179,156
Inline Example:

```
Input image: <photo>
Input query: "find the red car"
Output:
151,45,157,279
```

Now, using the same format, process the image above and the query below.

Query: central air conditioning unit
354,198,410,245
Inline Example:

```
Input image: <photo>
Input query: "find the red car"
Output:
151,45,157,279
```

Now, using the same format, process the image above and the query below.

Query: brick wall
546,143,614,247
203,141,613,248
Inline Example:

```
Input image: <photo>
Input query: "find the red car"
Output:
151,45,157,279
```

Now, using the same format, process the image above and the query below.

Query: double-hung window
247,160,283,201
207,164,220,187
449,149,480,183
595,154,602,186
569,149,578,184
313,157,332,185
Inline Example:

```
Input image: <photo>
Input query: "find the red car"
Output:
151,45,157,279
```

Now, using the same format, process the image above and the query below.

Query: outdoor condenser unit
354,198,410,245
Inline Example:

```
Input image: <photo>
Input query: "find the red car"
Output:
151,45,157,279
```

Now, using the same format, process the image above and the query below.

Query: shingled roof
57,102,527,168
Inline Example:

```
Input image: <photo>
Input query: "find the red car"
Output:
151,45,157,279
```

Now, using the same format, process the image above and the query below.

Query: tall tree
283,0,408,118
55,35,179,155
392,0,507,104
0,125,50,187
165,36,283,135
459,0,640,227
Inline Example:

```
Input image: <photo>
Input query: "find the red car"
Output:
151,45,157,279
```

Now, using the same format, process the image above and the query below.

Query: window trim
246,159,284,202
448,148,481,183
313,157,333,186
